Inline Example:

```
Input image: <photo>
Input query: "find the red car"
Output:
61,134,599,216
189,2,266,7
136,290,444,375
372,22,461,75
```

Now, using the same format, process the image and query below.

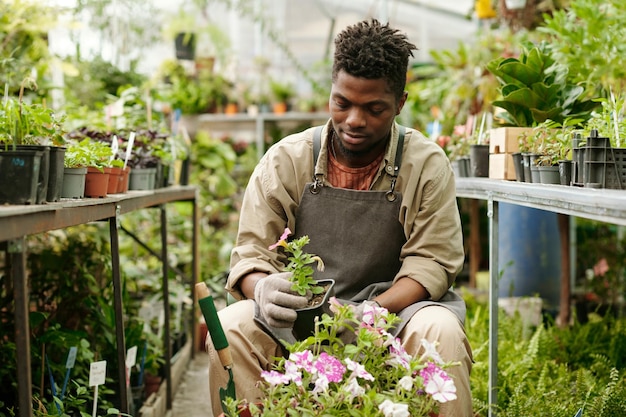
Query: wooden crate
489,127,532,154
489,153,517,180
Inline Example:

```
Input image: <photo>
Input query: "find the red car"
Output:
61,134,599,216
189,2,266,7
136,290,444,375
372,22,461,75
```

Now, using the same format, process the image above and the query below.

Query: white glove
254,272,310,328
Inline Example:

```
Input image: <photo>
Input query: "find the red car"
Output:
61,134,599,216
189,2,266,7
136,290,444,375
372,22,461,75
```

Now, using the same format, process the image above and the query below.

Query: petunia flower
419,338,444,364
260,370,290,386
313,352,346,383
420,362,457,403
345,358,374,381
378,399,410,417
268,227,291,250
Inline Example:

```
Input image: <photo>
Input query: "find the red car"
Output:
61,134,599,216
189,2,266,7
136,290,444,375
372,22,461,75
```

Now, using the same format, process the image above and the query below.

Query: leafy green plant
0,78,67,150
539,0,626,100
268,228,325,297
487,41,597,127
63,138,113,169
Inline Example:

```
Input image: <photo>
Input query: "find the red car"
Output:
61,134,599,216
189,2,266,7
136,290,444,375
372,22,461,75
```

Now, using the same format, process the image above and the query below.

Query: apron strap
312,125,406,178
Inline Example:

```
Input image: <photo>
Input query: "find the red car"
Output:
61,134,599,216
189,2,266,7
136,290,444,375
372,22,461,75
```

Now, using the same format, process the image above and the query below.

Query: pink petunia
420,362,457,403
261,370,290,386
345,358,374,381
289,350,314,373
268,227,292,250
313,352,346,383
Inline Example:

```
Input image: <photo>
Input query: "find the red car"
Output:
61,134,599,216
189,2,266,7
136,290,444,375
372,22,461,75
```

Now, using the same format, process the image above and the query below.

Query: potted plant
221,301,458,416
486,41,597,128
269,79,295,114
1,77,68,204
268,228,334,340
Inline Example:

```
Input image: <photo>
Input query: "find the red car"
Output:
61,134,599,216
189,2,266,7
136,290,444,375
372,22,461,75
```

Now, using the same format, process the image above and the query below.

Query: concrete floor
170,350,211,417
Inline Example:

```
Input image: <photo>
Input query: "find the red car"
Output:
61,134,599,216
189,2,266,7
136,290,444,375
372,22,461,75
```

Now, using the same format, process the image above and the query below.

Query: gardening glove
336,300,380,345
254,272,310,328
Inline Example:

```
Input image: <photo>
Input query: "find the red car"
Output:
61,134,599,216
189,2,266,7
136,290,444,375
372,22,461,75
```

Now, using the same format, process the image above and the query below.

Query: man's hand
254,272,310,328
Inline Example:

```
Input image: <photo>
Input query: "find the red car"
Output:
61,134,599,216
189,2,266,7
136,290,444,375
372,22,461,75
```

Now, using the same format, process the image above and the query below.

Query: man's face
329,70,407,167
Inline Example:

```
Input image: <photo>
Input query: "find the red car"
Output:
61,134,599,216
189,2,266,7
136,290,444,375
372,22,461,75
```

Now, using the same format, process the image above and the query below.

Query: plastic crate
605,148,626,190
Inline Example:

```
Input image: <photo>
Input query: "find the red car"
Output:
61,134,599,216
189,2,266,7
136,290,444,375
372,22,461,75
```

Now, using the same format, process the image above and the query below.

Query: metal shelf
455,178,625,416
2,185,199,417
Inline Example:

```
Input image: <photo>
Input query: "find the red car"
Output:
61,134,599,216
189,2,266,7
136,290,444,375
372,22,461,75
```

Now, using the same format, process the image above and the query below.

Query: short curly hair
332,19,417,100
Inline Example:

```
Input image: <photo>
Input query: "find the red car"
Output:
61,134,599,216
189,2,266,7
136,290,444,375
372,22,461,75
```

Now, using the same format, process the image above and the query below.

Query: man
208,19,472,416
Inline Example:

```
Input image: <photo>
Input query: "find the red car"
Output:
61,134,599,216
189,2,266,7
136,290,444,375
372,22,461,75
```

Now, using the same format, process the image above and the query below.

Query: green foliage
0,79,67,148
539,0,626,99
162,65,233,114
0,0,57,95
487,41,597,127
463,289,626,416
63,138,113,169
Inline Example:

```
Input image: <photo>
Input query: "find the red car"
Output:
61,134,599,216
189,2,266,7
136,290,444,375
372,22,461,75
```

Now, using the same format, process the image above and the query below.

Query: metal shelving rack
1,185,199,417
455,177,626,416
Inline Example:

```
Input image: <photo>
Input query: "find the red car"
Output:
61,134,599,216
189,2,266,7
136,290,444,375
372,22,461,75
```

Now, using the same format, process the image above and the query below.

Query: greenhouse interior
1,0,626,416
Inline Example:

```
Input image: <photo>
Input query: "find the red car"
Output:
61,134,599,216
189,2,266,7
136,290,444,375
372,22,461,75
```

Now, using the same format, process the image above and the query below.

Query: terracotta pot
107,166,123,194
144,373,162,398
117,166,131,193
84,167,110,198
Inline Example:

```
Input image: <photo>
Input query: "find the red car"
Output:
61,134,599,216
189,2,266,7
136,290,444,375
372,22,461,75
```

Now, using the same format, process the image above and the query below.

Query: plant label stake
195,282,235,414
45,353,61,415
111,135,119,165
89,360,107,417
123,132,136,170
60,346,77,401
126,345,138,388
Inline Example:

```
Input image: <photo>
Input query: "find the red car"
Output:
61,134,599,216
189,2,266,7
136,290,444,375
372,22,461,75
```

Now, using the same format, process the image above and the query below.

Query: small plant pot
558,160,573,186
129,167,157,190
538,165,560,184
469,144,489,177
521,153,533,183
84,166,110,198
512,152,525,182
16,145,49,204
528,154,541,183
0,149,43,204
61,167,88,199
107,166,123,194
174,32,196,60
292,279,335,341
46,146,66,202
117,166,131,193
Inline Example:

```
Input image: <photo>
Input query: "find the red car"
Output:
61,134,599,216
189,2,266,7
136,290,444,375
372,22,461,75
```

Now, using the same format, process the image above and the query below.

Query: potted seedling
268,228,335,340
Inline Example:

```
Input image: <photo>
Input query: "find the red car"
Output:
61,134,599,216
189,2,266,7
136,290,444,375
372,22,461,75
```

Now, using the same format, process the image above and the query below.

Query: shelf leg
109,212,129,413
10,238,32,417
161,205,173,410
488,197,499,417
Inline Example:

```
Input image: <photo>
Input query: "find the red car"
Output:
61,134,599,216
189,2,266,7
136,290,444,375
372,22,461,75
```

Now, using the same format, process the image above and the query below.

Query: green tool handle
196,283,233,368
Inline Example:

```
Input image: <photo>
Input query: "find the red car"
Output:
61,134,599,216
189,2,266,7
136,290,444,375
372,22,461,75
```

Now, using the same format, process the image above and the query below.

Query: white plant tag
126,345,138,368
89,360,107,387
65,346,78,369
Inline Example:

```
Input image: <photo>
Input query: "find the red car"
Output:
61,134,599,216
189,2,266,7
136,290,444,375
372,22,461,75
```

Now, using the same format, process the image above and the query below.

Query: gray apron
255,125,466,345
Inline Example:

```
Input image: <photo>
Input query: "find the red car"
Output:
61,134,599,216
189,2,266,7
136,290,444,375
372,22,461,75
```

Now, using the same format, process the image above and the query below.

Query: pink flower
289,350,314,373
268,227,292,250
313,352,346,383
420,362,457,403
261,370,290,386
362,302,388,327
345,358,374,381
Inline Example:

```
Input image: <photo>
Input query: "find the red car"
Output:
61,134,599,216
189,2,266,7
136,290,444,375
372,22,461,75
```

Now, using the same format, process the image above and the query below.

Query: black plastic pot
469,144,489,177
16,145,49,203
46,146,66,202
558,160,572,186
292,279,335,340
512,152,525,182
174,32,196,60
0,149,43,204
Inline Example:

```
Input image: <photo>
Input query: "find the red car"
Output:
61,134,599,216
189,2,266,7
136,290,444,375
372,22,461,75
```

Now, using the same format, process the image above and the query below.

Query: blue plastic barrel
498,203,562,308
